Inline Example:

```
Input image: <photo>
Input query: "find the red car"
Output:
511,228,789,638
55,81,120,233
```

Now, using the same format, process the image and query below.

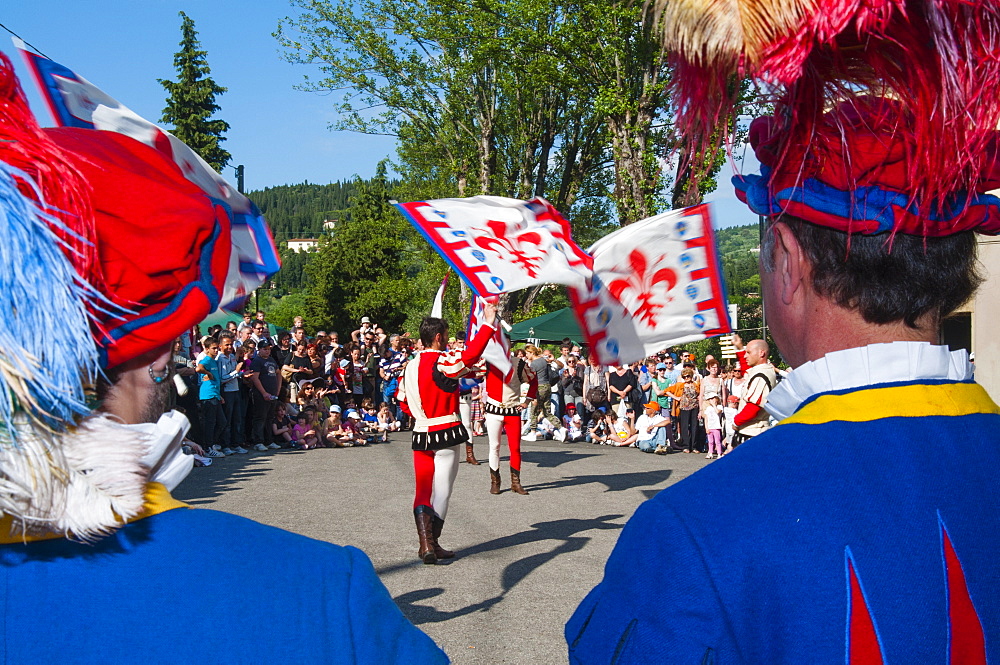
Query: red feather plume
655,0,1000,222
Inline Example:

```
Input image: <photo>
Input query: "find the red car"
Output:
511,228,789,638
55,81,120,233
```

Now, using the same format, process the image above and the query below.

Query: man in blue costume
566,9,1000,665
0,54,445,664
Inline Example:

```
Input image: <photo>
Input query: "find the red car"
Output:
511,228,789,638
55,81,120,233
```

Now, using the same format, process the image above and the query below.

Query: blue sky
0,1,759,229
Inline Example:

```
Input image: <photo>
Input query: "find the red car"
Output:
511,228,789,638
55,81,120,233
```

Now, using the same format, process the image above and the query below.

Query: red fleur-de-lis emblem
473,219,545,278
606,249,677,328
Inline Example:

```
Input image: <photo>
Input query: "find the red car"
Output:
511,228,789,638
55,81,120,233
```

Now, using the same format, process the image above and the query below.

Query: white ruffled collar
132,410,194,492
765,342,974,421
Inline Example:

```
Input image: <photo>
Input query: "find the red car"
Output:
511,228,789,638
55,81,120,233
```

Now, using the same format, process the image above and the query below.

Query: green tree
304,164,417,334
276,0,616,216
159,12,231,171
258,291,310,330
272,246,311,295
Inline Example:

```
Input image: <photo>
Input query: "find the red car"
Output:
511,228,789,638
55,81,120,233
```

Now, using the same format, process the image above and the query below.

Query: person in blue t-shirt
196,335,225,452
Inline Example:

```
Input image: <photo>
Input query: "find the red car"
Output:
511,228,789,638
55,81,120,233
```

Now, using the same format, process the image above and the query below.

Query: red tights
486,413,522,470
413,450,436,509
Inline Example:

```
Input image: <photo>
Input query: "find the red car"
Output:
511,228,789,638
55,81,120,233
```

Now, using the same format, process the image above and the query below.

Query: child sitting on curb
272,403,295,448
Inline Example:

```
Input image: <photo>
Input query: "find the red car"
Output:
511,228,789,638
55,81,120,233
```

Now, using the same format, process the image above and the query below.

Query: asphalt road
173,433,714,664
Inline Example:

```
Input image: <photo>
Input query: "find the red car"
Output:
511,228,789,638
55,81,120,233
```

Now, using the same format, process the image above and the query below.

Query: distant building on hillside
287,238,319,253
323,219,338,232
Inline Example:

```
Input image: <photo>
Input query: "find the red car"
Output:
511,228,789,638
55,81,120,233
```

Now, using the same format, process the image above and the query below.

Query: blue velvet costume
0,494,447,664
567,378,1000,664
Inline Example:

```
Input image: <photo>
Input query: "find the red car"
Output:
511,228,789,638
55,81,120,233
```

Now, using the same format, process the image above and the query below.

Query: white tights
429,444,460,520
486,413,503,470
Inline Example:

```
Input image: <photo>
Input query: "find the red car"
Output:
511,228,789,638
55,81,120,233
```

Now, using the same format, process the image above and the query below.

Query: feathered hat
655,0,1000,236
0,52,278,540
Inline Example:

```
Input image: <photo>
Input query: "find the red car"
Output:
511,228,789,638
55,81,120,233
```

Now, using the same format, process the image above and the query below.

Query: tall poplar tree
159,12,231,171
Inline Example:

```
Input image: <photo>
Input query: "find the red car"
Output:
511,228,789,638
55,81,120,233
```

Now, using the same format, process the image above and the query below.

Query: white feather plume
0,414,150,542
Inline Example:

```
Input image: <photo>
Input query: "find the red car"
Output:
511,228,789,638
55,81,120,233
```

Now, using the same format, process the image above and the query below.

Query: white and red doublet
484,357,537,415
733,349,777,436
398,324,495,451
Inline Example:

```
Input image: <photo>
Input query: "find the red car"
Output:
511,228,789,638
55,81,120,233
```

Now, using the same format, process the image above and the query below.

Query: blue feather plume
0,163,102,438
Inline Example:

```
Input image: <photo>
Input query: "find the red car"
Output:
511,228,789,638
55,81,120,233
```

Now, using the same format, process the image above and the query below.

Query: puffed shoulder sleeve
343,546,449,664
565,501,735,664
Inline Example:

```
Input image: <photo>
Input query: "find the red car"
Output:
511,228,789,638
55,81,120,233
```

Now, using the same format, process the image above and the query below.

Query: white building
949,236,1000,401
287,238,319,253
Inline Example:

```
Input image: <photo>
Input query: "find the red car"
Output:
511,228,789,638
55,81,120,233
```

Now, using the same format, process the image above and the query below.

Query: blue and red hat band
733,165,1000,236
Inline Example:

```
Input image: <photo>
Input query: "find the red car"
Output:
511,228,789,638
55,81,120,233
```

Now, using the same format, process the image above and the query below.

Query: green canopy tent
199,311,284,338
201,310,244,329
507,307,583,344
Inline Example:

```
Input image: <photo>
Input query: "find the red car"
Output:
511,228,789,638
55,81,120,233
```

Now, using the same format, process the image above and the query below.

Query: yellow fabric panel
779,383,1000,426
0,482,188,544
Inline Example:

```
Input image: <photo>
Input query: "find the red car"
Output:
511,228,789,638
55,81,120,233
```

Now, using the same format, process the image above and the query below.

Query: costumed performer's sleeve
736,349,750,373
733,402,762,428
437,324,495,378
460,323,496,367
343,545,449,664
524,366,538,400
743,374,769,406
565,501,733,664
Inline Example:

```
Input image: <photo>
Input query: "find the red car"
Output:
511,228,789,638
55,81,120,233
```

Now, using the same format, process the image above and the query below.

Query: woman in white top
606,410,638,447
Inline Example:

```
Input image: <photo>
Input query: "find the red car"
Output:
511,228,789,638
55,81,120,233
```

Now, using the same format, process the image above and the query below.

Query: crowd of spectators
172,310,774,464
486,341,775,459
172,312,412,461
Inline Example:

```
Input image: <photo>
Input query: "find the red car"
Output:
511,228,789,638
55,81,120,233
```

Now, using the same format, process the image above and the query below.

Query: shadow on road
521,449,601,468
388,514,624,625
172,454,279,505
525,468,672,494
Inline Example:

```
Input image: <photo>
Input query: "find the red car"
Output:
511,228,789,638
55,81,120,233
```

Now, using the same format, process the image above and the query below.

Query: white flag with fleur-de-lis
569,205,732,366
395,196,592,296
467,295,512,376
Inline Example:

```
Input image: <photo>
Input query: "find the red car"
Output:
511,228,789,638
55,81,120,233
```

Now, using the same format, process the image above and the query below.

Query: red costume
398,323,494,563
483,356,537,495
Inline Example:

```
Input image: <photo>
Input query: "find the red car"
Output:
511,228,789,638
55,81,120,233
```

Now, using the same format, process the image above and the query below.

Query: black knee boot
431,515,454,559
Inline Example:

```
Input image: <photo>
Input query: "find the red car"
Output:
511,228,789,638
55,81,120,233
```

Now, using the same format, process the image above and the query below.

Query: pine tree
158,12,231,171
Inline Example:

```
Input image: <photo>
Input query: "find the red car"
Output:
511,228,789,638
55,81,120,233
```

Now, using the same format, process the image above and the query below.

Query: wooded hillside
248,181,360,242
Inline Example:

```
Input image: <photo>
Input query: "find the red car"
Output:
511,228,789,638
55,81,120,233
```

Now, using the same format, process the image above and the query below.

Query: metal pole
759,215,766,339
236,163,254,313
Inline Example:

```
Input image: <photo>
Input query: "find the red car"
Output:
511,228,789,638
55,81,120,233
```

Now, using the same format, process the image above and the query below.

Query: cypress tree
158,12,231,171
